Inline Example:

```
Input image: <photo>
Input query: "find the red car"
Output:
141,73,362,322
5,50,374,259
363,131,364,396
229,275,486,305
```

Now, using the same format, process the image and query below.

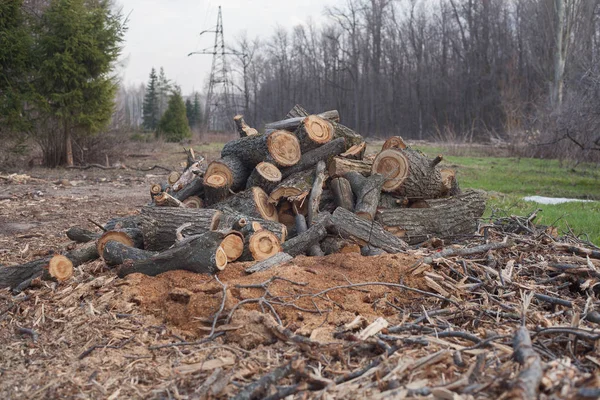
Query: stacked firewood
0,105,486,290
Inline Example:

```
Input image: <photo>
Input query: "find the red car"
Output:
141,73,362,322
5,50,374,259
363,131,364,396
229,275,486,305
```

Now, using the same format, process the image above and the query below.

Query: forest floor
1,138,599,399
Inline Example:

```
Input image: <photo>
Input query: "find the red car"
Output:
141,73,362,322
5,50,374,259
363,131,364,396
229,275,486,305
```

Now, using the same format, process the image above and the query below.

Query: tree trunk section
66,227,101,243
183,196,204,208
245,252,293,274
294,115,334,152
285,104,309,119
205,155,249,192
307,161,326,226
118,231,228,277
213,187,278,222
375,190,486,244
154,192,185,207
219,207,287,242
173,176,205,202
382,136,407,150
234,115,259,137
330,177,354,211
103,241,157,267
246,162,282,193
96,228,144,259
265,110,340,133
280,137,345,179
345,171,385,220
328,156,372,178
221,130,301,168
340,142,366,160
281,220,328,257
204,174,231,206
331,122,363,149
269,169,314,205
294,213,324,256
240,226,281,261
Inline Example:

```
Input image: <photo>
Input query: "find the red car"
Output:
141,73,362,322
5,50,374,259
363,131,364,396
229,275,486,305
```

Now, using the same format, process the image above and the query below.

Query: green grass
411,144,600,245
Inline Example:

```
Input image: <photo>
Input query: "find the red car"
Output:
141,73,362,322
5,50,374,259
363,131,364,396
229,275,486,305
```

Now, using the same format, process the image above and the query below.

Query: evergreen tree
158,90,191,142
142,67,158,131
185,97,195,128
192,92,203,128
33,0,125,166
157,66,171,119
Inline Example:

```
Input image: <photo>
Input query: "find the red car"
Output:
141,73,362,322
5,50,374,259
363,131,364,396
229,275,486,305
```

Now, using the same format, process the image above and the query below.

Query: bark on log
204,174,231,206
118,231,228,277
294,115,334,152
66,227,101,243
245,162,282,193
280,137,346,179
265,110,340,133
372,148,447,199
97,228,144,259
213,187,278,221
340,142,366,160
173,176,205,202
154,191,185,207
140,206,222,251
330,177,355,211
150,183,165,199
295,212,324,256
308,161,327,226
104,215,140,231
281,220,328,257
328,156,372,178
183,196,204,208
240,225,282,261
378,193,408,209
332,121,363,149
0,242,98,289
233,115,259,137
345,171,386,220
330,207,408,253
173,161,202,192
382,136,407,150
285,104,309,119
269,169,314,205
103,241,157,267
218,207,287,242
245,252,293,274
374,190,486,244
321,236,361,255
221,130,301,168
205,155,249,192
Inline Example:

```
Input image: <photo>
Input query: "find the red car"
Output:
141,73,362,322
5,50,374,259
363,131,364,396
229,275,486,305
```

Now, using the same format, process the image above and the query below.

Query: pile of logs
0,105,486,289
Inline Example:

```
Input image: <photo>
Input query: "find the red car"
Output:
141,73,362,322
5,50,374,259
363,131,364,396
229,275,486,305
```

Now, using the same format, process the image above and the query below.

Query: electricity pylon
188,6,240,131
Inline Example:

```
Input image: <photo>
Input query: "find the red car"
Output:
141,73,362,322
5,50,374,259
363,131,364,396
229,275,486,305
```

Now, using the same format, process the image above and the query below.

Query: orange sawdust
123,253,428,346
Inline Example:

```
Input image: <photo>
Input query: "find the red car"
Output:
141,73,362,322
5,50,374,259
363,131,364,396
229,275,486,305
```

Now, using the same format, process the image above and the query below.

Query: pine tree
185,98,195,128
193,92,203,128
158,90,191,142
157,67,171,119
142,67,158,131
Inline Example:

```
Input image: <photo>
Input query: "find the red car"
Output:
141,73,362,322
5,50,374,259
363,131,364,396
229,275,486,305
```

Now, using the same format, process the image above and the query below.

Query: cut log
150,183,164,198
0,242,98,289
241,228,281,261
277,200,306,234
294,211,324,256
269,169,314,205
265,110,340,133
378,193,408,209
330,207,408,253
281,219,328,257
245,252,293,274
213,187,278,222
173,161,202,192
104,215,140,231
221,231,245,262
218,207,287,242
103,241,157,266
204,174,231,206
332,121,363,149
330,177,355,211
285,104,309,119
96,228,144,259
48,255,74,282
328,156,372,178
319,189,337,214
294,115,334,152
280,137,346,179
345,171,386,220
140,206,222,251
307,161,327,226
441,169,460,196
183,196,204,208
173,176,205,202
320,236,360,255
372,148,447,198
375,190,486,244
117,231,229,277
340,142,366,160
382,136,407,150
66,227,100,243
205,155,249,192
167,171,181,186
154,191,185,207
246,162,282,193
233,115,259,137
221,130,301,168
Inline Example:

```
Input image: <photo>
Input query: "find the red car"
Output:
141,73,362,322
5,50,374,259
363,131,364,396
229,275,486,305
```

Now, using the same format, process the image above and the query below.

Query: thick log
372,148,447,198
104,215,140,231
330,177,354,211
294,212,324,256
332,121,363,149
66,227,101,243
374,190,486,244
245,162,282,193
205,155,249,192
308,161,327,226
378,193,408,209
345,171,386,220
233,115,259,137
280,137,346,179
285,104,309,119
221,231,245,262
281,220,328,257
221,130,301,168
340,142,366,160
265,110,340,133
213,187,278,222
97,228,144,258
294,115,334,152
382,136,407,150
173,161,202,192
103,241,157,267
117,231,228,277
154,191,185,207
183,196,204,208
245,252,293,274
218,207,287,242
321,236,361,255
204,174,231,206
330,207,408,253
140,206,222,251
167,171,181,186
47,255,74,282
269,169,314,205
240,226,282,261
173,176,205,201
441,168,460,196
328,156,372,178
0,242,98,289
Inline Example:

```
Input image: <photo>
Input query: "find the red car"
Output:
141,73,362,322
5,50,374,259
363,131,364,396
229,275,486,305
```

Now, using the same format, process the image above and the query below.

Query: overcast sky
117,0,335,94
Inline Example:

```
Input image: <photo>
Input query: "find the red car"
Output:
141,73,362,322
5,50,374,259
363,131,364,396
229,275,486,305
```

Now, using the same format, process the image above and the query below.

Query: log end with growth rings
97,231,134,259
205,160,234,188
167,171,181,185
249,229,281,261
48,255,74,281
382,136,408,150
221,232,244,262
372,149,410,192
215,246,228,270
303,115,334,145
255,161,282,183
267,130,301,167
183,196,204,208
252,186,279,221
